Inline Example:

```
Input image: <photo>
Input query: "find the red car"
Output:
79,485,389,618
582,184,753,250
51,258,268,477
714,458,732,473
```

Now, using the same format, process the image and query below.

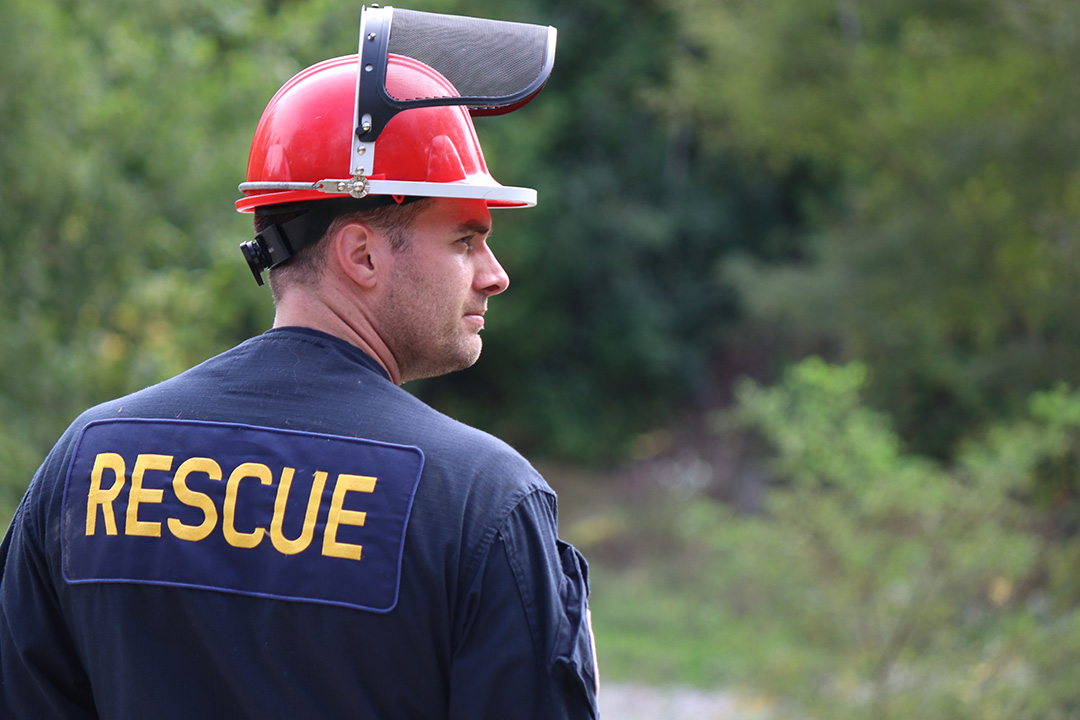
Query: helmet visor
357,6,557,144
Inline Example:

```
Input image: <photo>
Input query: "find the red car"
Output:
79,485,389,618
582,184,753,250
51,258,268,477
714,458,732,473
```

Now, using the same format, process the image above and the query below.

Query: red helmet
236,8,555,284
237,53,536,212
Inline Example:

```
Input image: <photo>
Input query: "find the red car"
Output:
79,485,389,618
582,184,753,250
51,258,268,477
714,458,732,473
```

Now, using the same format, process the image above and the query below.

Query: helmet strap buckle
239,223,295,286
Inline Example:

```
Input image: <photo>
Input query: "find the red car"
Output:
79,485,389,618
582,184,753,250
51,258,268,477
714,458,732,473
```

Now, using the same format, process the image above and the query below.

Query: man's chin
400,339,482,383
455,339,483,372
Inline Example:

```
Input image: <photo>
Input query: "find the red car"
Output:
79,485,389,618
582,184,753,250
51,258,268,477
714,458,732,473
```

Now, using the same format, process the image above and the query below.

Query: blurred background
3,0,1080,716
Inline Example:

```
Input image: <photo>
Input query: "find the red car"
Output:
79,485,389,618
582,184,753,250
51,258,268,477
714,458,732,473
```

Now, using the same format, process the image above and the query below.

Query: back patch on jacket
61,418,424,613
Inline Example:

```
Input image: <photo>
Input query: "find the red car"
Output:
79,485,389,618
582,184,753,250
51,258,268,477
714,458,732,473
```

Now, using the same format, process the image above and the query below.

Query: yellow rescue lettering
126,454,173,538
270,469,328,555
168,457,222,542
322,474,377,561
223,462,272,549
83,450,380,562
86,452,126,536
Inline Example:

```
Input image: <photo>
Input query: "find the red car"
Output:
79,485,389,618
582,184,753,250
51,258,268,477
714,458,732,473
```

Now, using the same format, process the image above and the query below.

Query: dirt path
598,683,774,719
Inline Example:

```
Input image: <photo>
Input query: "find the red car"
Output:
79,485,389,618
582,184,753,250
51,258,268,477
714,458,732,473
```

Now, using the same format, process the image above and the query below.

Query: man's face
376,198,510,383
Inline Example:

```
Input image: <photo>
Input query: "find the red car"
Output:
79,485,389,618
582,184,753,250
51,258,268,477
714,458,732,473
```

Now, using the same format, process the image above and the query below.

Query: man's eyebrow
455,220,492,236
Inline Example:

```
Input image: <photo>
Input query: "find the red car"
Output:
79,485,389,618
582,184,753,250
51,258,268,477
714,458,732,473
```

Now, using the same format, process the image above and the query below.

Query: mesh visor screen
383,8,555,111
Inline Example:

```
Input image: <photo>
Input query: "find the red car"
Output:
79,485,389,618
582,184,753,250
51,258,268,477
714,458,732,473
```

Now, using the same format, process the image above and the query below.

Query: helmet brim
236,179,535,212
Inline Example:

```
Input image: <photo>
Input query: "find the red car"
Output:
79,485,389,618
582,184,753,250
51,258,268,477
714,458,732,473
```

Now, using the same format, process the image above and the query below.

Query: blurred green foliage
588,360,1080,718
666,0,1080,460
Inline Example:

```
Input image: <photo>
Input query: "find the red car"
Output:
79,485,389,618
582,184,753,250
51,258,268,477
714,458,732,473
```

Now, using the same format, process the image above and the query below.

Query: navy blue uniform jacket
0,327,598,719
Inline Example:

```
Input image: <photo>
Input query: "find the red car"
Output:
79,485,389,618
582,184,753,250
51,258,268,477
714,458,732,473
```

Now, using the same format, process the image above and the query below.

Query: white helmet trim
237,177,537,207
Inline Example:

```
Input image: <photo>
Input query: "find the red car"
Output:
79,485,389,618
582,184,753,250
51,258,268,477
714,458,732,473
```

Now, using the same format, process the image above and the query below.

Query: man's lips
464,309,486,328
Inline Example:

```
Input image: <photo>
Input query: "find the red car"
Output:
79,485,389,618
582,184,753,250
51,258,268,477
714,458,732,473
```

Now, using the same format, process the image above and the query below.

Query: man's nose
475,242,510,296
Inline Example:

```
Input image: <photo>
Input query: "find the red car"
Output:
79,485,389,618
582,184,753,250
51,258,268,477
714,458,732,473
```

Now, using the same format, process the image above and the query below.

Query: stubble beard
378,261,483,384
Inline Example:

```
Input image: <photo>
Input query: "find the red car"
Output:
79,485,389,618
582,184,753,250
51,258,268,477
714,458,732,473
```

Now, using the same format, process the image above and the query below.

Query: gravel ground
598,683,774,720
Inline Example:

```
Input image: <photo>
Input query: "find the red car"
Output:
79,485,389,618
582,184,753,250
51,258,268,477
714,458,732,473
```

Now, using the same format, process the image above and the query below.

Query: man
0,8,598,719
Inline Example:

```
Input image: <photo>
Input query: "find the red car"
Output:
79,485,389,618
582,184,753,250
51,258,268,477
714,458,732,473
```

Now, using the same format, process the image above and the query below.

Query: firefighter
0,7,597,718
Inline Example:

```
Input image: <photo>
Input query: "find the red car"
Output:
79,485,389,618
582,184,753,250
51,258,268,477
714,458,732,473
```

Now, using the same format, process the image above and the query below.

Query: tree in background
666,0,1080,461
726,362,1080,718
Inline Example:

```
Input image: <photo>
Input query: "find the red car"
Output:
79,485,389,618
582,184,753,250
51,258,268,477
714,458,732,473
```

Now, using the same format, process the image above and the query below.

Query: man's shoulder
395,392,543,484
365,392,553,531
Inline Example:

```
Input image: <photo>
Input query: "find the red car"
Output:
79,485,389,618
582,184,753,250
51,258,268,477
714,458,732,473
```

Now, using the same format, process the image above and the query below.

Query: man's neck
273,292,402,385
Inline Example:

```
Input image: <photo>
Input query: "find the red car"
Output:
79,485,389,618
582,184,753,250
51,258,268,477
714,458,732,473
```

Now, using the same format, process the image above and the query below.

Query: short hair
256,198,431,302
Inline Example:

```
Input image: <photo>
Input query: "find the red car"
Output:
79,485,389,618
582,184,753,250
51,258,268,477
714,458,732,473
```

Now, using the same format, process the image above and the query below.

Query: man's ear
330,223,382,289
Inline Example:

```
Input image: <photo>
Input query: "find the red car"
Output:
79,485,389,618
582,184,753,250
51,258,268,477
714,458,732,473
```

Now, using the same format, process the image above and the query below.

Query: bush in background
590,359,1080,718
